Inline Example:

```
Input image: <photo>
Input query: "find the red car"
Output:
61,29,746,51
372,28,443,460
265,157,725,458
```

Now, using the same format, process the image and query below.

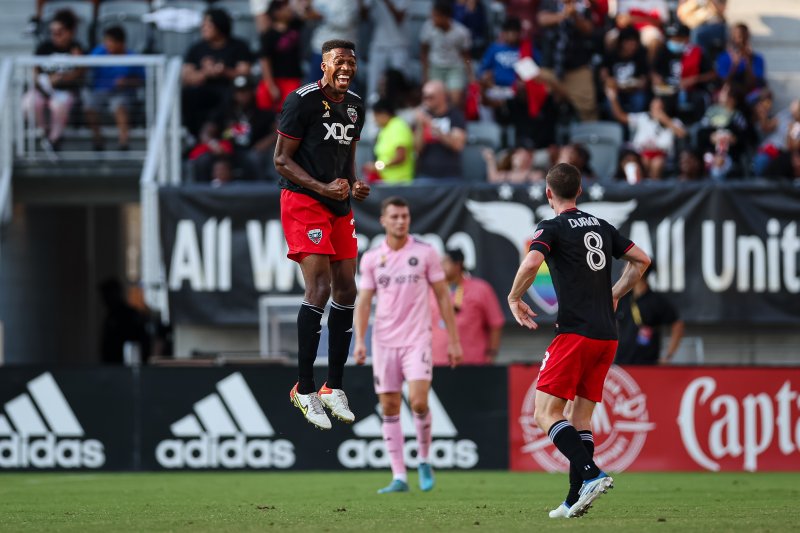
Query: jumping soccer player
354,196,463,494
507,163,650,517
274,39,370,430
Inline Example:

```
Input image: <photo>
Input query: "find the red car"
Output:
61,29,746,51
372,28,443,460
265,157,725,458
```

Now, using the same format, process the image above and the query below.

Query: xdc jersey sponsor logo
0,373,105,468
323,123,355,143
338,384,478,469
156,373,295,469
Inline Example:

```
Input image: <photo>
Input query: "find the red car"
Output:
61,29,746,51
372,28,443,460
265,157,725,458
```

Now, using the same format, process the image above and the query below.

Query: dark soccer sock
548,420,601,482
297,301,324,394
566,430,596,506
326,301,354,389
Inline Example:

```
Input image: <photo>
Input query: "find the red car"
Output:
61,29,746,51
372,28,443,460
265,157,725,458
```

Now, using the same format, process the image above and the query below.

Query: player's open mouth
336,75,350,85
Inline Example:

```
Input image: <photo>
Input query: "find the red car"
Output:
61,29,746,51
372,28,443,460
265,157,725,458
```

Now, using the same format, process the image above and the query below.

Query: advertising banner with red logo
509,365,800,472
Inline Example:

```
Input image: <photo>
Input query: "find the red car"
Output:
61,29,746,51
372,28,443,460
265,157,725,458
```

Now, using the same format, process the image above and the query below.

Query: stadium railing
12,55,166,162
140,56,183,324
0,59,12,226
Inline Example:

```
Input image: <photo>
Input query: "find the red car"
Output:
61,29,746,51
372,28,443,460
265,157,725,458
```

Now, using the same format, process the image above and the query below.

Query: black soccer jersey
277,81,365,216
529,207,634,340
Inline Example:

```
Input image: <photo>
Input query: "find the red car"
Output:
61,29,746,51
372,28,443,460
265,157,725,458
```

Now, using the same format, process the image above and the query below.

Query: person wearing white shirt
363,0,410,104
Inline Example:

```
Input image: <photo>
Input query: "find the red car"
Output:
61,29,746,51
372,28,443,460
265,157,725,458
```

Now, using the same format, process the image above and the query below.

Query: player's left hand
448,341,463,368
508,298,538,330
352,180,370,201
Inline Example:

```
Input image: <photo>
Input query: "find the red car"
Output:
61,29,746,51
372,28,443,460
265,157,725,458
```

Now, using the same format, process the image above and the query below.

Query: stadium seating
216,0,259,52
568,121,625,182
462,144,489,182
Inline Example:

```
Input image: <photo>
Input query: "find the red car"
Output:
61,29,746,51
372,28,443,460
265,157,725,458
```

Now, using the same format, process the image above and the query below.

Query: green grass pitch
1,472,797,532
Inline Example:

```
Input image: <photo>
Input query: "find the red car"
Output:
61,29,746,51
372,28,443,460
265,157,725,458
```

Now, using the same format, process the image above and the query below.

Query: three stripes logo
155,373,295,469
0,373,105,469
338,384,479,469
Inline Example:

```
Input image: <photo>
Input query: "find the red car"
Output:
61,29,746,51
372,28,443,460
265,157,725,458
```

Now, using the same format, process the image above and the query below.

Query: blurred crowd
25,0,800,184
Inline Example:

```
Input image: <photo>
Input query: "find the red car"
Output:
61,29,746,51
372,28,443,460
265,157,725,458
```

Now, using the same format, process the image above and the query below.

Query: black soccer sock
297,301,324,394
326,301,354,389
548,420,601,482
566,430,595,506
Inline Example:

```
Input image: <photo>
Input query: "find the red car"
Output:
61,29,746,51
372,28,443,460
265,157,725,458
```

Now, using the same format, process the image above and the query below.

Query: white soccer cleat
568,473,614,518
318,382,355,423
290,383,332,430
548,502,571,518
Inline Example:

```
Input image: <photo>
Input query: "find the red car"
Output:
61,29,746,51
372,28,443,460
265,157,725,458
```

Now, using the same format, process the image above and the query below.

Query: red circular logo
518,365,654,472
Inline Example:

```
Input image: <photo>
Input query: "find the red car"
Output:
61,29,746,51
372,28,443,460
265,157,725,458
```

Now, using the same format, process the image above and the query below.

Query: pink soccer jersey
359,236,445,347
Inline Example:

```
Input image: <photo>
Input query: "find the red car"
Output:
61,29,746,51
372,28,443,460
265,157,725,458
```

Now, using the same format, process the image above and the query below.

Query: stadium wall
0,366,797,472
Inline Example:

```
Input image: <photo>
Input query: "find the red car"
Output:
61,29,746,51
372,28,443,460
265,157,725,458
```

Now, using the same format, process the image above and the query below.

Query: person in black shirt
274,39,371,430
414,80,467,181
615,266,684,365
181,8,254,135
22,9,85,156
507,163,650,518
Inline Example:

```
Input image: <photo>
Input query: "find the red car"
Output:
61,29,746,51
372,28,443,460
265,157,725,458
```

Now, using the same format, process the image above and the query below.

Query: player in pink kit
354,196,463,494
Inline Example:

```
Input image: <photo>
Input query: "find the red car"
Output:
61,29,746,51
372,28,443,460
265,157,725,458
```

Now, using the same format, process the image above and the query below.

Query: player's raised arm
611,244,652,310
431,280,463,368
507,250,543,330
353,288,375,365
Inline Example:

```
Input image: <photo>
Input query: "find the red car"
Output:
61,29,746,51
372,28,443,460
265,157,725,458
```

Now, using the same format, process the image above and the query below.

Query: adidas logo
338,384,478,469
322,110,330,118
0,373,105,469
155,373,295,469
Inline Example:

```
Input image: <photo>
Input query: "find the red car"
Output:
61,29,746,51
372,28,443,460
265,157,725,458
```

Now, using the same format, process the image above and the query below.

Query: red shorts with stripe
536,333,617,403
280,189,357,263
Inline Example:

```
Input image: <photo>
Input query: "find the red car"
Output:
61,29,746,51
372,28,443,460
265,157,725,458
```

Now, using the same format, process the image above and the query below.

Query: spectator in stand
215,75,277,181
751,91,794,176
607,87,687,180
676,147,707,180
305,0,360,84
502,0,540,42
364,99,416,184
651,23,715,123
614,147,647,183
557,143,597,183
766,148,800,183
182,8,254,136
420,0,473,107
454,0,489,58
677,0,727,55
609,0,670,62
22,9,85,157
696,82,750,180
716,23,766,94
414,80,467,181
84,26,144,151
430,248,504,366
600,26,650,114
482,146,541,183
363,0,410,105
479,17,522,121
210,157,235,187
98,278,150,365
537,0,598,121
258,0,304,112
251,0,273,34
188,121,234,183
615,265,684,365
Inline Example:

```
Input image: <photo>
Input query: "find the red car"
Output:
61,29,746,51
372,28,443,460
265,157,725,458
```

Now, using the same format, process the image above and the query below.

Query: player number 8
584,231,606,272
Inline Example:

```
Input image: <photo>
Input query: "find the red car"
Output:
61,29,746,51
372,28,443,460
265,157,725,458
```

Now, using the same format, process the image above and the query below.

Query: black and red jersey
530,207,634,340
277,80,365,216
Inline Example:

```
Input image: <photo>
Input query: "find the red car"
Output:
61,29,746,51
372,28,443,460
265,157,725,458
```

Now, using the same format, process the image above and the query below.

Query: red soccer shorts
535,333,618,403
280,189,357,263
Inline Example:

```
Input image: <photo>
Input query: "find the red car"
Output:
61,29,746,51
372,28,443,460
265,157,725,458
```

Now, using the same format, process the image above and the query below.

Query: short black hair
322,39,356,55
502,16,522,33
433,0,454,18
445,248,465,265
372,99,396,116
103,25,126,44
53,8,78,31
546,163,582,200
381,195,409,214
618,25,640,43
204,8,232,38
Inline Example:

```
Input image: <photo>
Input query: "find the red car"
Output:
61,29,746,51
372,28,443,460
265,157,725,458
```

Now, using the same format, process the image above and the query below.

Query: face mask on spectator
667,41,686,54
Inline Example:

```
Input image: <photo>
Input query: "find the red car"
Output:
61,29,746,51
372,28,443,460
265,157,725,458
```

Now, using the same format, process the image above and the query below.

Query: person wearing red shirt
431,248,505,365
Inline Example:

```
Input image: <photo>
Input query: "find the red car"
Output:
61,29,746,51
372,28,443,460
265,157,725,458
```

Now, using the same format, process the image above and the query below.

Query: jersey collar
318,80,345,103
381,235,414,254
